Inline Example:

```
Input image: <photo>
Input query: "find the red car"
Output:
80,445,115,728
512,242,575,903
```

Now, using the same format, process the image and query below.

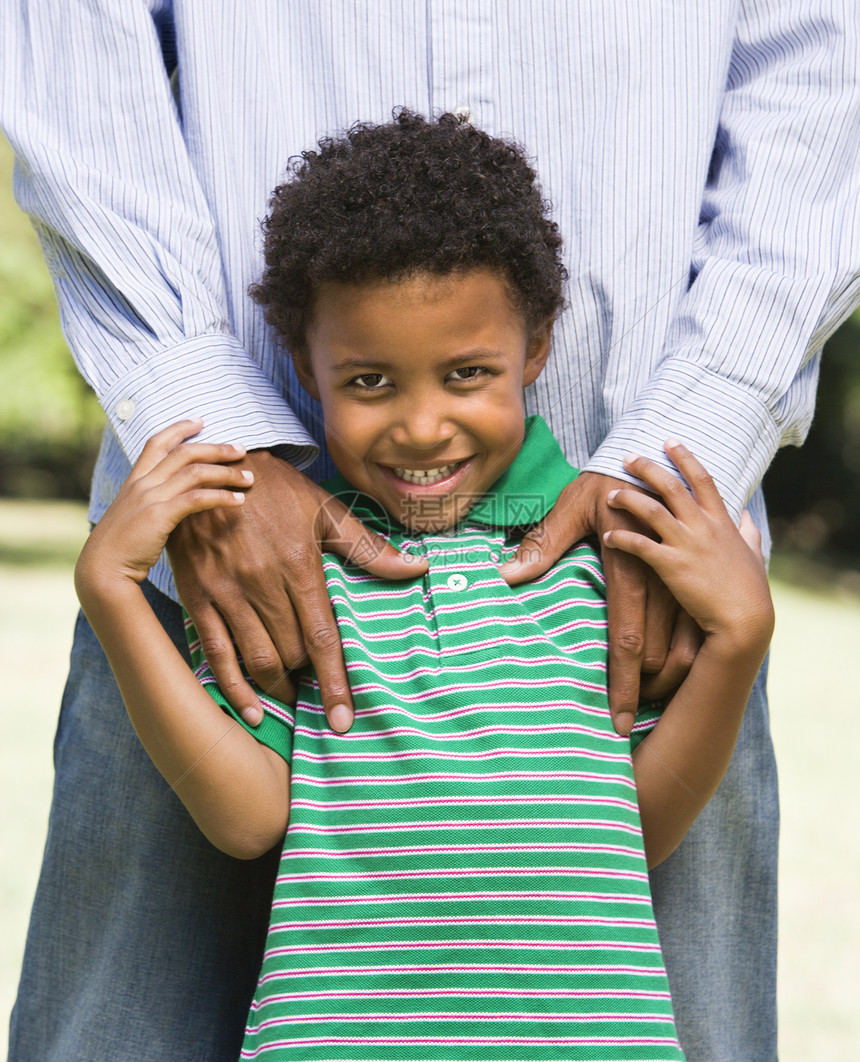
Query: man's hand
167,450,426,732
498,470,701,735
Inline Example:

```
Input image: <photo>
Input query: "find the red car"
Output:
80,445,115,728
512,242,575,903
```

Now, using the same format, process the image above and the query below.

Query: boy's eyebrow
330,350,506,373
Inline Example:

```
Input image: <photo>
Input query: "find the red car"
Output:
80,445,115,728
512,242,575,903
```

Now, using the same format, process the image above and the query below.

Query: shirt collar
322,415,579,534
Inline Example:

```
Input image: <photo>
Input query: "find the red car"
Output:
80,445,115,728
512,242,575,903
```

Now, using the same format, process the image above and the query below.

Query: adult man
3,3,859,1060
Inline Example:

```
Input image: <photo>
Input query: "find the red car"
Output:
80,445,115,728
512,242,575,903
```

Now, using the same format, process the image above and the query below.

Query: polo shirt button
446,573,468,592
116,399,136,421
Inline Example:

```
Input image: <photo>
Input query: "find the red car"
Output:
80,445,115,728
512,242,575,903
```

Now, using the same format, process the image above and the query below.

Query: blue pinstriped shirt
3,1,859,600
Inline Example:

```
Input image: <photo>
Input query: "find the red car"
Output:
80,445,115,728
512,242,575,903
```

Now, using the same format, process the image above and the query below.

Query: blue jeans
650,659,779,1061
8,585,778,1061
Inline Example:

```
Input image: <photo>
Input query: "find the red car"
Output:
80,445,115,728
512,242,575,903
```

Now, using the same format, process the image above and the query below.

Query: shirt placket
426,0,495,129
420,533,502,657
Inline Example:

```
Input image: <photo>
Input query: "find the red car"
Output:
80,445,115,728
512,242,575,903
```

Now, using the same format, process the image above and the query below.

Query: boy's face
295,269,551,531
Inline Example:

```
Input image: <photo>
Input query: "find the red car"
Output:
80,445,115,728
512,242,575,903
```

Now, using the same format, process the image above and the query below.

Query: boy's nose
392,402,456,451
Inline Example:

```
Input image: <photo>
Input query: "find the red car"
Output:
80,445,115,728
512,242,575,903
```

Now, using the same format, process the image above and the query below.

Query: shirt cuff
584,363,781,520
101,332,318,468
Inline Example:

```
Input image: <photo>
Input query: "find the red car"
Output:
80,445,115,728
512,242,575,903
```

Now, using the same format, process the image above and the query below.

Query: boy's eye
448,366,486,382
350,373,391,390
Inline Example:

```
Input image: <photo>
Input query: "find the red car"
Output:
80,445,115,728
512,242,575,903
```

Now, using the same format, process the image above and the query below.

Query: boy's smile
295,270,551,531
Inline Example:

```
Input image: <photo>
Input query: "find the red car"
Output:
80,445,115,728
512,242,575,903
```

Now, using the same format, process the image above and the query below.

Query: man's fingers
288,561,355,733
299,615,355,733
230,597,304,705
639,610,703,700
602,546,648,735
499,483,589,585
318,496,427,579
189,603,264,726
641,578,676,675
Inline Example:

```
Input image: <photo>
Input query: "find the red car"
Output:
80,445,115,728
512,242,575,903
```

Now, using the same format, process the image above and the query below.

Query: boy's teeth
393,462,459,486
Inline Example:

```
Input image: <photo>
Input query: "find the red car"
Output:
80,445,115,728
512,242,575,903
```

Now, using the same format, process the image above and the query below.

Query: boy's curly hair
250,109,566,352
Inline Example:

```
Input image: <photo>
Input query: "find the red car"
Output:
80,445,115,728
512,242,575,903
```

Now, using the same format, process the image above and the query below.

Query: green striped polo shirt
189,416,684,1062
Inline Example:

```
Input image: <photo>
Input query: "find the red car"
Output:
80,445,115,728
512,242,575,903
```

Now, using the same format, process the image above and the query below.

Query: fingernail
241,470,254,482
329,704,353,733
241,706,262,727
607,489,619,502
665,437,682,449
622,452,639,466
613,711,635,736
232,492,246,502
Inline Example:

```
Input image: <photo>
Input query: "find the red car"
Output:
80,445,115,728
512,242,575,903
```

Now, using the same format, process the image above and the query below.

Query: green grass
1,500,859,1059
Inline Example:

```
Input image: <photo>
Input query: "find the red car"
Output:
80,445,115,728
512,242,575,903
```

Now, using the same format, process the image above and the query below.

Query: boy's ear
291,351,321,400
522,319,554,387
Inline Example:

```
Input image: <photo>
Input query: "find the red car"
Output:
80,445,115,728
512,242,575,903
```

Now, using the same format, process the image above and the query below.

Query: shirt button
446,573,468,592
115,399,136,421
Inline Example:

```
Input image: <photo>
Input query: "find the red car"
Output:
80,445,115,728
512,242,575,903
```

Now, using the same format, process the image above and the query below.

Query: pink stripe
337,635,606,662
269,915,655,930
333,580,595,614
326,598,429,621
429,605,605,632
336,665,609,694
517,580,602,604
293,734,618,754
292,751,627,768
271,889,646,905
286,819,641,836
295,730,615,747
276,865,649,883
290,770,636,786
280,842,644,858
289,793,640,812
430,594,603,619
339,676,609,702
262,939,662,956
346,698,609,725
331,616,603,643
295,747,624,764
257,963,667,980
337,650,608,681
254,987,671,1001
246,1010,675,1026
242,1035,677,1053
377,614,605,640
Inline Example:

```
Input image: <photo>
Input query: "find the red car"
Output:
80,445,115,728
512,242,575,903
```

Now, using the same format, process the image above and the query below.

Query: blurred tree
0,137,103,498
764,309,860,567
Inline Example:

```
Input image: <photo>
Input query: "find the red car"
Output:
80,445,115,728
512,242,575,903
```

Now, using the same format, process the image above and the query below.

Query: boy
74,112,773,1060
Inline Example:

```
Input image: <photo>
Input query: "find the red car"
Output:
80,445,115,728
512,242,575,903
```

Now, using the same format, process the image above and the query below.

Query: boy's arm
74,421,290,860
602,444,774,869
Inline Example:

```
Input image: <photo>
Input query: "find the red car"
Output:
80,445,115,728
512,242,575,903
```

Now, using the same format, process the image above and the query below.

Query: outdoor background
2,135,859,1058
